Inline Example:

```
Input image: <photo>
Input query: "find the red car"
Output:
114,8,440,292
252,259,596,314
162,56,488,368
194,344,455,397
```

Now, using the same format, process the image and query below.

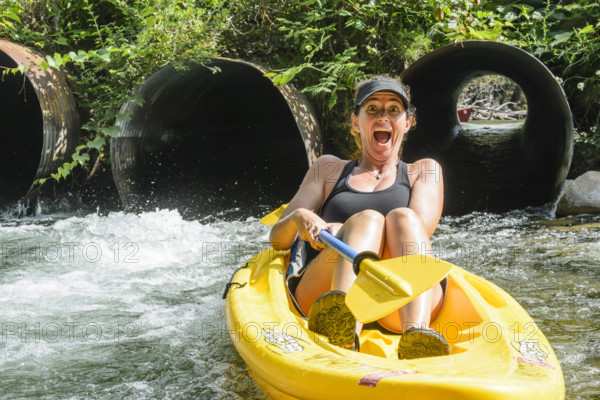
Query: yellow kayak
224,248,565,399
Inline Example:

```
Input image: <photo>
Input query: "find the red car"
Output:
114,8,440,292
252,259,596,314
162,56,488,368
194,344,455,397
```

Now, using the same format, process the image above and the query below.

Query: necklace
361,167,383,180
357,158,397,180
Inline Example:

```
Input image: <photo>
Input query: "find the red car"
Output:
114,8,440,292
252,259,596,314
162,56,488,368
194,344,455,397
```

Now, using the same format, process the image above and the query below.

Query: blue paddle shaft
317,230,358,263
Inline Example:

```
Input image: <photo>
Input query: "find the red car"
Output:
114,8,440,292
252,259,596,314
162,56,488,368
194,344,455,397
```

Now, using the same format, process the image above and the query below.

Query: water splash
0,207,598,399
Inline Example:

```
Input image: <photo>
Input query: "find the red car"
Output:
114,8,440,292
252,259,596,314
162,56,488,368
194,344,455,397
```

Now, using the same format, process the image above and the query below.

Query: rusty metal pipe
110,58,322,217
401,41,573,214
0,40,79,207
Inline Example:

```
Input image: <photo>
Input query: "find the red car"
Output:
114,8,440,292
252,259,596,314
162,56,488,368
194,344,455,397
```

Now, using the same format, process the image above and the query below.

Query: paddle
259,203,288,226
318,230,453,324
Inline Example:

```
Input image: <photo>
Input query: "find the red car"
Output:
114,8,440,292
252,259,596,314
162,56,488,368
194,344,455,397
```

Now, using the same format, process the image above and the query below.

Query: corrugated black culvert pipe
111,58,322,218
0,40,79,208
401,41,573,215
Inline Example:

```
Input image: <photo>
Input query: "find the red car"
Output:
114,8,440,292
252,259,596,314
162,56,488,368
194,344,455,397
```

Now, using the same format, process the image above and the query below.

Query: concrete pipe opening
111,59,322,218
0,40,79,209
402,41,573,215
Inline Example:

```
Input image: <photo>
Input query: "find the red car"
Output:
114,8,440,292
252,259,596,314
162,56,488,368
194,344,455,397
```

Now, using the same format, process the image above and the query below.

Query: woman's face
351,91,412,163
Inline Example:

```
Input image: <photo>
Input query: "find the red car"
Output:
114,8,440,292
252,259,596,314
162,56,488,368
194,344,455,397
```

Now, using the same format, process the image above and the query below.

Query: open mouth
374,129,392,145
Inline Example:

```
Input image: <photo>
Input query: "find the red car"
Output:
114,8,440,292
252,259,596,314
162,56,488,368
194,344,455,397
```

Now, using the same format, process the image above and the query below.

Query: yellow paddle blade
346,255,454,324
259,204,288,226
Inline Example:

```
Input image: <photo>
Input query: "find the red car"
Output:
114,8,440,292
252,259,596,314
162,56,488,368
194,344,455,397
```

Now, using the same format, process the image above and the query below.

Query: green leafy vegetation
432,0,599,137
1,0,227,183
1,0,598,180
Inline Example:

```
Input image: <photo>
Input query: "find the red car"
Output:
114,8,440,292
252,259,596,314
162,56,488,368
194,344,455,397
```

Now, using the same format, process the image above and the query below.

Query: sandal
308,290,357,350
397,327,450,360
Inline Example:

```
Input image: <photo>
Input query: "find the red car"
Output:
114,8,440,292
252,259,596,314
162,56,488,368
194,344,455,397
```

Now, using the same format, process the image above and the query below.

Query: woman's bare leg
295,210,385,315
378,207,444,333
331,210,385,292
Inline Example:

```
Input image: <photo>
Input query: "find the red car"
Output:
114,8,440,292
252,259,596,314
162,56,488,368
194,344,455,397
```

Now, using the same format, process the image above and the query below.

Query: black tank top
319,159,412,223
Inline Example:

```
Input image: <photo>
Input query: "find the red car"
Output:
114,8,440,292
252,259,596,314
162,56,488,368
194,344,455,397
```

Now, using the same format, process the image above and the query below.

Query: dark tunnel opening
0,51,44,205
401,41,573,215
112,59,318,219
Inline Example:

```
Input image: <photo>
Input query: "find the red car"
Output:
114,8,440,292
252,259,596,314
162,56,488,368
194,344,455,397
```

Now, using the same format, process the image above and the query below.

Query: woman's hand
292,208,330,251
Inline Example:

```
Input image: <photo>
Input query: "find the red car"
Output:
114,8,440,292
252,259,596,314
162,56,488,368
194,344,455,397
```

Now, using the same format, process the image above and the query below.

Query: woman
269,76,449,359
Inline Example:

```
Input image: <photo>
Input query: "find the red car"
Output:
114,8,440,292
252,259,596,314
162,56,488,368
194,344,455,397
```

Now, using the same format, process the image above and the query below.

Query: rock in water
556,171,600,216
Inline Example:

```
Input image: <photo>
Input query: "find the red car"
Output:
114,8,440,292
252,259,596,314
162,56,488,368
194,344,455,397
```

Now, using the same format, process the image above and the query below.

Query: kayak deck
225,249,565,399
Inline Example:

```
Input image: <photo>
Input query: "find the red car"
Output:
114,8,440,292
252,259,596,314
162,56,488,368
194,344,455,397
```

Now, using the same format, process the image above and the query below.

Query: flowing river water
0,201,598,399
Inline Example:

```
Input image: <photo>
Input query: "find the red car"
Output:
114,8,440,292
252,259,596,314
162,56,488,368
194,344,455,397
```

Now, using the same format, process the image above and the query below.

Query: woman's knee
384,208,429,255
347,209,385,227
385,207,421,227
340,210,385,254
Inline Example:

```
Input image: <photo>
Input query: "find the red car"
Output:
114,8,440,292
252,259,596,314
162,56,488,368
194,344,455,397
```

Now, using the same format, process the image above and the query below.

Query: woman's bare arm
407,158,444,238
269,155,344,250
